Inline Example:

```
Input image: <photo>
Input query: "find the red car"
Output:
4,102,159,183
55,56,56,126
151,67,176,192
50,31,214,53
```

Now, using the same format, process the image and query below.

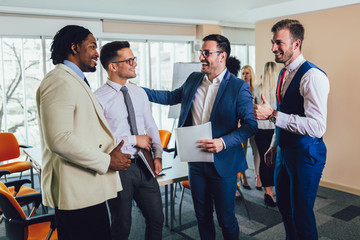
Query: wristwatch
268,110,278,124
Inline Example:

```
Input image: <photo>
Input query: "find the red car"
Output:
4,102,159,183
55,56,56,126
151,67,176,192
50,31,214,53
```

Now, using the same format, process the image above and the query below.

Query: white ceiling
0,0,359,27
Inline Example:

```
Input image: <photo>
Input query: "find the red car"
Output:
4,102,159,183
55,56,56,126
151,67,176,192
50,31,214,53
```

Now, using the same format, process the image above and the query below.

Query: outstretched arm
142,86,183,106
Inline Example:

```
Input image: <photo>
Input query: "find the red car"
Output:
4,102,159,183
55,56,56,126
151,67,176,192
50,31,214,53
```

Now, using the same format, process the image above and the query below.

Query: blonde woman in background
241,65,261,190
253,61,278,207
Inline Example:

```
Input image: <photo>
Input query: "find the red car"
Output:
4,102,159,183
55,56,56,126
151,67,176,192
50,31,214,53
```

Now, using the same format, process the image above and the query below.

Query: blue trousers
189,162,239,240
275,141,326,240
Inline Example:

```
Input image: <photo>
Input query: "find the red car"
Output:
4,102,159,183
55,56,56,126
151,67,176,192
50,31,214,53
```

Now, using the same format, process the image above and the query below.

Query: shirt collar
286,54,304,73
63,60,86,80
204,68,227,85
106,79,129,92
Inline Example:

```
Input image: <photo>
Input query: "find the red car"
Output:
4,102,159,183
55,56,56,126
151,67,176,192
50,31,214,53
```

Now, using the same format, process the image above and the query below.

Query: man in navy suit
143,34,257,240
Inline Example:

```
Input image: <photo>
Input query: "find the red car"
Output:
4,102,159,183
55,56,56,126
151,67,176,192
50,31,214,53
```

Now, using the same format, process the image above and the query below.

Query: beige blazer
36,64,122,210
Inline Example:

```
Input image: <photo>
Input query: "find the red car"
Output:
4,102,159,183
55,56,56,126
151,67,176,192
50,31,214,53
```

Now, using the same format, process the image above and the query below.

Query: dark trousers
275,143,326,240
55,202,111,240
189,162,239,240
108,160,163,240
255,129,275,187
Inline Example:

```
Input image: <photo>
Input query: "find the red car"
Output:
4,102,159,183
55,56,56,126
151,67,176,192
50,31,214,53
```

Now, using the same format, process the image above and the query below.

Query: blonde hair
259,62,278,103
241,65,255,94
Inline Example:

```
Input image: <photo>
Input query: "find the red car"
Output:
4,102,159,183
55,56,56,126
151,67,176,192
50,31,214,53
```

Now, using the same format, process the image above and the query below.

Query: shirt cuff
153,144,163,159
275,111,289,129
220,138,227,149
129,135,137,146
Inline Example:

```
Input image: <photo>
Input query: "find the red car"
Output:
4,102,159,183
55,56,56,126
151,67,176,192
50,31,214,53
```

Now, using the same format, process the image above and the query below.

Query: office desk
23,147,42,189
23,147,188,231
157,152,188,230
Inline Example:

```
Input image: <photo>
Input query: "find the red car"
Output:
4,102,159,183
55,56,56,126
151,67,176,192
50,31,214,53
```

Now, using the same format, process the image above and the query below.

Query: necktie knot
120,86,128,93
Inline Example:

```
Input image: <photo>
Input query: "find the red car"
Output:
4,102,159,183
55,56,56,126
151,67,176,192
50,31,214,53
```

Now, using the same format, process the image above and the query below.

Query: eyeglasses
112,57,137,66
199,50,223,58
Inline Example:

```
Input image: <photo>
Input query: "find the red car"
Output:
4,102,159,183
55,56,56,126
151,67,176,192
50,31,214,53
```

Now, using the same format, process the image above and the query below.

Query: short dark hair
50,25,92,65
226,56,241,76
271,19,305,50
100,41,130,70
202,34,231,61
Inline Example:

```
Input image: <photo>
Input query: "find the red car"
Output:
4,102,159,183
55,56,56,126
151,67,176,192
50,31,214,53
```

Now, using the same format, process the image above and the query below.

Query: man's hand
197,138,224,153
253,93,274,120
136,135,152,151
154,158,162,176
264,147,277,167
109,140,131,171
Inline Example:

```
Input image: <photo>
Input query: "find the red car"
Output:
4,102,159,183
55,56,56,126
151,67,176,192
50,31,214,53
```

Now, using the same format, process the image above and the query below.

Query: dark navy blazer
144,70,258,177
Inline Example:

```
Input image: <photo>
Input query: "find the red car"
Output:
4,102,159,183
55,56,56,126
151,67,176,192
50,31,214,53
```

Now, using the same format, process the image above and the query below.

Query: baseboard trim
320,180,360,196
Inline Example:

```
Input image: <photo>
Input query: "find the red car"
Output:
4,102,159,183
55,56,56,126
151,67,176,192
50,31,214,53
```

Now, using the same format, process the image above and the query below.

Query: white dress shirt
272,54,330,146
191,68,227,147
94,80,162,159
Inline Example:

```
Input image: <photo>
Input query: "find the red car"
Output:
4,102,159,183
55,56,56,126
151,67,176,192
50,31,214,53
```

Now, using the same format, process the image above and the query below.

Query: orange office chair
0,171,40,224
0,132,32,180
0,170,38,198
178,180,190,225
0,181,57,240
158,130,174,152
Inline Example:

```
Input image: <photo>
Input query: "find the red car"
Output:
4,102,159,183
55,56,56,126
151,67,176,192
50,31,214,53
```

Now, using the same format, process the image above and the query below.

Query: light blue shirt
63,60,87,83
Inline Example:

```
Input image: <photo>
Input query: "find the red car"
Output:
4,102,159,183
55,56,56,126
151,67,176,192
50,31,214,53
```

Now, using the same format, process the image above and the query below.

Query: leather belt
130,156,141,164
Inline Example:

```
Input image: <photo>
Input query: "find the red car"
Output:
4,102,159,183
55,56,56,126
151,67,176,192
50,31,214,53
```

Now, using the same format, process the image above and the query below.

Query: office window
0,37,43,147
149,42,191,131
230,44,256,75
1,36,191,150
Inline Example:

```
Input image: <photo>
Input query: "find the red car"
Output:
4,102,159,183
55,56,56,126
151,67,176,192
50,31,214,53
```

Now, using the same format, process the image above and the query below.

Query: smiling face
199,40,227,81
111,48,137,83
271,28,301,66
73,34,99,72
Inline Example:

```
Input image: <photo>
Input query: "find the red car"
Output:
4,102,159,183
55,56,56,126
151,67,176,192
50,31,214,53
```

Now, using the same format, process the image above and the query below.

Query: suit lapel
181,73,204,126
59,64,114,138
210,70,230,120
187,73,204,105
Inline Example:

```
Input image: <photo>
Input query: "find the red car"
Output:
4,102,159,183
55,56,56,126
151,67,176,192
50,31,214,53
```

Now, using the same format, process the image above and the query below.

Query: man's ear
109,62,116,72
294,39,301,51
220,52,227,63
71,43,78,55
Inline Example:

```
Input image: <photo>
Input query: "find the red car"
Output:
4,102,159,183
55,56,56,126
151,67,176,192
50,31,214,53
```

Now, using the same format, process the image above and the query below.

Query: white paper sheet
175,122,214,162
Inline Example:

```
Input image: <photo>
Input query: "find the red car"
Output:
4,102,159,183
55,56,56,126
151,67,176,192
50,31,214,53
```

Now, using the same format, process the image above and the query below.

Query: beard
88,66,96,72
274,48,293,64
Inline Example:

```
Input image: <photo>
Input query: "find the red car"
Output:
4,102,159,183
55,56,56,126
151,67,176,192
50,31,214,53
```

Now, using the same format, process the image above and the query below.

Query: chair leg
237,186,251,221
178,185,185,225
172,183,178,200
45,228,54,240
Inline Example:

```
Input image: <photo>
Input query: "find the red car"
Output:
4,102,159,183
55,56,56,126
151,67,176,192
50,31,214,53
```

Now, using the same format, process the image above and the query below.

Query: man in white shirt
254,19,329,240
94,41,163,240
